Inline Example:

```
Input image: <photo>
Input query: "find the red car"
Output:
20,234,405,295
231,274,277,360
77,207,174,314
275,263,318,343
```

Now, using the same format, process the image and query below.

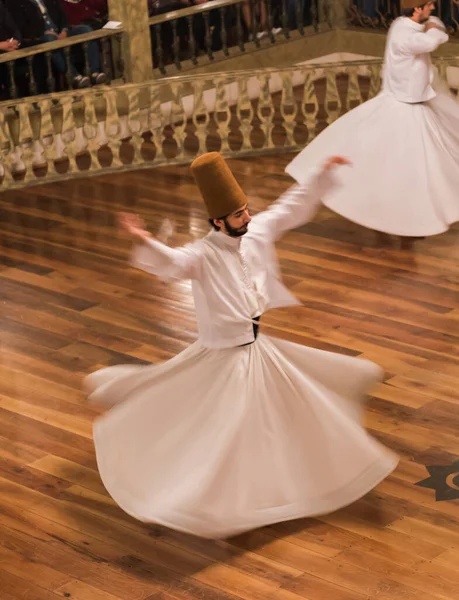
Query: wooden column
329,0,349,28
107,0,153,82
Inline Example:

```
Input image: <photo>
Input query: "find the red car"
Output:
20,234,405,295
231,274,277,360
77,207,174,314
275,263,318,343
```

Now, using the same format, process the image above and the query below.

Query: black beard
224,218,248,237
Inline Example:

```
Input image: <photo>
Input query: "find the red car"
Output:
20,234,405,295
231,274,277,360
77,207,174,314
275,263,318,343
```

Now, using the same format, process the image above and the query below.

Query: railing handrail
148,0,245,26
1,53,458,108
156,54,459,82
0,51,457,192
0,57,383,108
162,57,385,79
0,27,124,65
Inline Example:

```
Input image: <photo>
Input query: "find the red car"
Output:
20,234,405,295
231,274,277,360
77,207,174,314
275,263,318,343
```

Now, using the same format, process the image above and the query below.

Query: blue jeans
40,24,101,77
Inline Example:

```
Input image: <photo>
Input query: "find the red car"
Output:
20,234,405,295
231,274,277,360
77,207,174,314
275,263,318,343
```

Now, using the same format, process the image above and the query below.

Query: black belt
238,316,261,347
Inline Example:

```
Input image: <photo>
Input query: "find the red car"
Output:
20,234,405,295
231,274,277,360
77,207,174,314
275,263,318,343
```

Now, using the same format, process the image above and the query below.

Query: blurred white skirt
286,82,459,237
86,334,398,539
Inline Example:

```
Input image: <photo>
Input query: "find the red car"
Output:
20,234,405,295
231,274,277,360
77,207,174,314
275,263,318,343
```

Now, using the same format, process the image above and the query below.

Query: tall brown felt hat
191,152,247,219
400,0,425,8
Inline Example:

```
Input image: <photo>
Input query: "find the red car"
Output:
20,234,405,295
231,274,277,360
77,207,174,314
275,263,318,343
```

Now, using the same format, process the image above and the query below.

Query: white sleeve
249,167,339,243
130,238,202,281
398,28,448,55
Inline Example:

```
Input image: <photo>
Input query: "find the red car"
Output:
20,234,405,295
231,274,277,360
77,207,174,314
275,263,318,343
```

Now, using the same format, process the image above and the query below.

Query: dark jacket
0,3,22,43
3,0,69,41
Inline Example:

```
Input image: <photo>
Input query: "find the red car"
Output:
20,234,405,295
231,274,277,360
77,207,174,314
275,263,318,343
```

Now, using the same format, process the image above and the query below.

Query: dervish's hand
425,17,446,32
322,156,352,171
117,212,152,242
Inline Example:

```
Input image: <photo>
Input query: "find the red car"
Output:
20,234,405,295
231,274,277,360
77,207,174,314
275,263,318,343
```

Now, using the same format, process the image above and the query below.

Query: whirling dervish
286,0,459,244
84,151,398,539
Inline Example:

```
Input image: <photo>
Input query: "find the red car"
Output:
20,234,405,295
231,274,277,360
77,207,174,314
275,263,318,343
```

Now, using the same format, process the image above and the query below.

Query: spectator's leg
259,0,268,30
242,0,253,37
69,24,106,83
40,32,69,75
40,32,90,88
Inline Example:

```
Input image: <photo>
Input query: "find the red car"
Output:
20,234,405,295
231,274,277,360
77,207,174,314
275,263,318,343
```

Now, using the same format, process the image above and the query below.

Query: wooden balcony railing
0,27,125,100
149,0,330,75
0,55,457,190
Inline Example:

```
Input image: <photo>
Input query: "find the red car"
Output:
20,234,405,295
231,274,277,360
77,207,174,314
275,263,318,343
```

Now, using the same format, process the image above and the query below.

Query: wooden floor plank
0,152,458,598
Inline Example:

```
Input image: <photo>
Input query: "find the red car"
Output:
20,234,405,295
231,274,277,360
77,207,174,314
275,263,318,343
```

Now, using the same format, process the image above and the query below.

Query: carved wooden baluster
251,0,260,46
169,81,187,161
203,11,214,61
126,88,144,165
172,20,181,71
61,96,79,173
450,2,459,36
81,92,102,171
296,0,304,35
325,67,340,127
214,77,231,153
310,0,318,29
191,78,211,155
236,3,245,52
115,33,125,80
323,0,332,27
236,77,253,151
138,84,152,163
257,72,275,150
220,7,229,56
29,101,45,169
345,67,363,114
82,41,91,78
26,57,37,97
281,0,289,38
63,46,73,89
38,98,59,176
45,52,55,93
368,63,382,99
301,68,319,144
0,104,16,186
7,62,17,99
154,24,165,74
101,37,113,83
16,103,35,185
266,0,275,43
187,15,198,64
104,88,123,168
280,71,297,148
149,84,164,165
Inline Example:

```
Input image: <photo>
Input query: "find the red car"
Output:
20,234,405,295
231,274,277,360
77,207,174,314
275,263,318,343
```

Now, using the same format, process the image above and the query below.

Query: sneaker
73,75,90,89
91,72,107,85
272,27,282,35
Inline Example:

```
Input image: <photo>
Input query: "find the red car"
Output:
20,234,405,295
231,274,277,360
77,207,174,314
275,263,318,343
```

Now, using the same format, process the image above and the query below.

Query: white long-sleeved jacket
382,16,448,103
131,167,338,348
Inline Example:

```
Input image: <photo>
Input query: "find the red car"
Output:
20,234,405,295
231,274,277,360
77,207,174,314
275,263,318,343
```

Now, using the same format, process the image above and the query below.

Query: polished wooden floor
1,153,459,600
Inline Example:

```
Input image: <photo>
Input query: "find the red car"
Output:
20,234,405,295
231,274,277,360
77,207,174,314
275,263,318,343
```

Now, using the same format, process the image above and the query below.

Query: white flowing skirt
286,87,459,236
86,334,398,539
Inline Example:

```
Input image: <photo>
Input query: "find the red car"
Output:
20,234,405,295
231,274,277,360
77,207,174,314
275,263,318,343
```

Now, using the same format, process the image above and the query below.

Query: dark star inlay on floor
416,460,459,501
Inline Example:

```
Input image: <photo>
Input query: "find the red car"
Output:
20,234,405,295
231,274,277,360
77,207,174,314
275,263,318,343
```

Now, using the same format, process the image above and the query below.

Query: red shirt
60,0,107,27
